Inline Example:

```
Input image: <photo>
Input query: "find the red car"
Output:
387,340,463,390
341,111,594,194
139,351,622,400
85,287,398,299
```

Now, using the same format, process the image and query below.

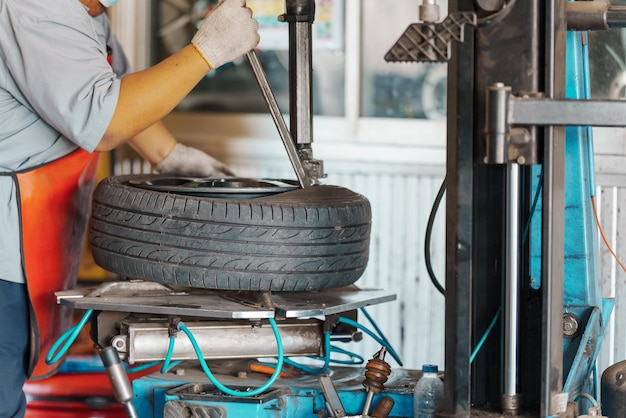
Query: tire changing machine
57,2,411,417
56,1,626,417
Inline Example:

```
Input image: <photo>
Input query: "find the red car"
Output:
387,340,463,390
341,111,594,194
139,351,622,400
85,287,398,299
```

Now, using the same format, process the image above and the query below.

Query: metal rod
246,51,312,188
291,22,313,146
607,6,626,28
511,96,626,127
362,391,375,416
285,0,315,146
99,346,138,418
503,162,520,413
541,0,566,415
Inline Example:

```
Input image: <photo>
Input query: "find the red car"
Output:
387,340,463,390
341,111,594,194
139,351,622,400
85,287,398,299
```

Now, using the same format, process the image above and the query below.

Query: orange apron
16,148,100,379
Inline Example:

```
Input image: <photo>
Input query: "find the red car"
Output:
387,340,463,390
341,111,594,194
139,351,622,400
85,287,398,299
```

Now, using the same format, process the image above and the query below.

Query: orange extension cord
591,196,626,273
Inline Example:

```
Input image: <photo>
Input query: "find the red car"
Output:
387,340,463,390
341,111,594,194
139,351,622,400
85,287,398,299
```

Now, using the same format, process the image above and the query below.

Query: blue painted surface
133,367,416,418
528,28,614,403
529,30,600,307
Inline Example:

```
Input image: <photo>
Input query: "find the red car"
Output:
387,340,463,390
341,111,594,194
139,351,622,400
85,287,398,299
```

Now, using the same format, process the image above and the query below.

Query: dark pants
0,280,29,418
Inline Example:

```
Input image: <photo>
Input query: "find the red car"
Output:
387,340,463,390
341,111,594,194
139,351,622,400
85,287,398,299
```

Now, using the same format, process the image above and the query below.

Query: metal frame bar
541,1,567,416
441,21,475,418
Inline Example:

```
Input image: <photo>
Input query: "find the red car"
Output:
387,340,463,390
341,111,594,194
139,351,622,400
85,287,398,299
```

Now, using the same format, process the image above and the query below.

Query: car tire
89,175,371,291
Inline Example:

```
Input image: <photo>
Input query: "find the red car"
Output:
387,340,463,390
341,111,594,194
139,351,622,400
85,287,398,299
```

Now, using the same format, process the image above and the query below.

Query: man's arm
96,46,205,152
95,0,258,152
126,121,177,165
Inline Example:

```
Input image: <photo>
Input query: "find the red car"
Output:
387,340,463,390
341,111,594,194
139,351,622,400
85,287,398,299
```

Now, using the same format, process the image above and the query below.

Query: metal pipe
99,346,138,418
112,319,323,364
502,162,520,413
485,83,511,164
566,1,608,30
566,1,626,30
607,6,626,28
420,0,439,22
291,22,313,146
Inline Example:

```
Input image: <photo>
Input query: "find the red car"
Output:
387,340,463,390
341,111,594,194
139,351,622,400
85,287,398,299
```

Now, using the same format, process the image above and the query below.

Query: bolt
563,313,580,338
517,156,526,165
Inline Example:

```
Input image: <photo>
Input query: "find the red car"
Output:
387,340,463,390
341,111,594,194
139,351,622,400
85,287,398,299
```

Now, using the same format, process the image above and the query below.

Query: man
0,0,259,415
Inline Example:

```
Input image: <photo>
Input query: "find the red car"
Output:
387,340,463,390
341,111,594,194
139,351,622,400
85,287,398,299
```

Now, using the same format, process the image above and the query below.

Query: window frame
109,0,447,169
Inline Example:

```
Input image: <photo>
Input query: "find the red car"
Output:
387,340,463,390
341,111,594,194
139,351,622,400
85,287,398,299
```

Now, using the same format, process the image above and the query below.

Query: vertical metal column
284,0,314,147
541,0,567,416
441,21,475,418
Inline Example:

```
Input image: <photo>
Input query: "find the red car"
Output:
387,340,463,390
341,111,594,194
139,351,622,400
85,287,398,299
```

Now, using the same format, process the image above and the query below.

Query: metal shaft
100,346,138,418
246,51,312,188
503,162,520,413
362,390,375,416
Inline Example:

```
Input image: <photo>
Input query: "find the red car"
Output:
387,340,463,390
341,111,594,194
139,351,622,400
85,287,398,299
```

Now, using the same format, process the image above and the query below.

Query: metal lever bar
246,51,312,188
320,375,347,417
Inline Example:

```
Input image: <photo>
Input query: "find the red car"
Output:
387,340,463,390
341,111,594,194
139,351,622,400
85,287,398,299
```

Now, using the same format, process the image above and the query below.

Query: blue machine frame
529,29,615,404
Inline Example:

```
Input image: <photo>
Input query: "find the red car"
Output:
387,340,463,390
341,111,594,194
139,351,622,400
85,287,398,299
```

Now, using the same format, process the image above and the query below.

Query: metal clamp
484,82,626,165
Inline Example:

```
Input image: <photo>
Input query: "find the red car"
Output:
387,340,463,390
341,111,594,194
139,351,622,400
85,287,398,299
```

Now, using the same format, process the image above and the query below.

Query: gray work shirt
0,0,130,283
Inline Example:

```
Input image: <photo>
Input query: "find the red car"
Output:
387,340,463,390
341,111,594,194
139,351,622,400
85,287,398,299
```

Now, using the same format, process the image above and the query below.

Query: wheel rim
127,177,300,199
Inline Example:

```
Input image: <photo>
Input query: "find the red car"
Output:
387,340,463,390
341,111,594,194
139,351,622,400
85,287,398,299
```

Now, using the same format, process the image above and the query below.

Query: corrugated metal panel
327,172,446,370
595,183,626,378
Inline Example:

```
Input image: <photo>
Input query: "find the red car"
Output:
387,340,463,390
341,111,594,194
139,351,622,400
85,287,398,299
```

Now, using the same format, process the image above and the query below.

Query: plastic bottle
413,364,443,418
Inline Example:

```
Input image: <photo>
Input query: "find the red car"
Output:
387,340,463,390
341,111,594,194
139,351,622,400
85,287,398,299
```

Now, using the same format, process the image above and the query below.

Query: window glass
153,0,346,116
360,1,448,119
589,28,626,100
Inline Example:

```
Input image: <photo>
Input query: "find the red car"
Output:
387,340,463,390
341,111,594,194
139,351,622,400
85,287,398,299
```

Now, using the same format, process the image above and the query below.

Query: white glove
154,143,235,178
191,0,260,70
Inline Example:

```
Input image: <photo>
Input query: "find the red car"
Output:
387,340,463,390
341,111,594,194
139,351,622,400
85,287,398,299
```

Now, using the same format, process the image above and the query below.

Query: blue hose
336,316,403,366
178,318,284,397
283,332,332,374
46,309,94,365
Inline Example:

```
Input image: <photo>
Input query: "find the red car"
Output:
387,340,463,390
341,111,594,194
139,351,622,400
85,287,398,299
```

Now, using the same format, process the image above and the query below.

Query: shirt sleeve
97,13,132,77
0,1,122,153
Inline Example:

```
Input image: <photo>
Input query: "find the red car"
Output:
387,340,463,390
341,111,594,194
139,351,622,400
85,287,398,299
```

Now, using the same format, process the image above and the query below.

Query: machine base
133,364,417,418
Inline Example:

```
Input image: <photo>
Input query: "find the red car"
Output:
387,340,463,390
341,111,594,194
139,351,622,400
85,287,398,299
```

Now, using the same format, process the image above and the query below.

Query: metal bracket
484,82,626,165
384,12,477,63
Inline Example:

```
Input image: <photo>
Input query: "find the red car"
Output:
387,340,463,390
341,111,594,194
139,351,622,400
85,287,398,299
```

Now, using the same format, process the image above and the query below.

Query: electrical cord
425,176,446,296
592,195,626,272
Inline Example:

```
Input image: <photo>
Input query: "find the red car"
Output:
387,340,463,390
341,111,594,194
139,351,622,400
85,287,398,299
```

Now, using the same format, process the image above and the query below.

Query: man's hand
154,143,235,177
191,0,260,70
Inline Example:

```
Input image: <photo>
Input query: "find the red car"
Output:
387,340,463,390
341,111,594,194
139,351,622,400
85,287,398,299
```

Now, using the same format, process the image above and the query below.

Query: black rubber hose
425,176,446,297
